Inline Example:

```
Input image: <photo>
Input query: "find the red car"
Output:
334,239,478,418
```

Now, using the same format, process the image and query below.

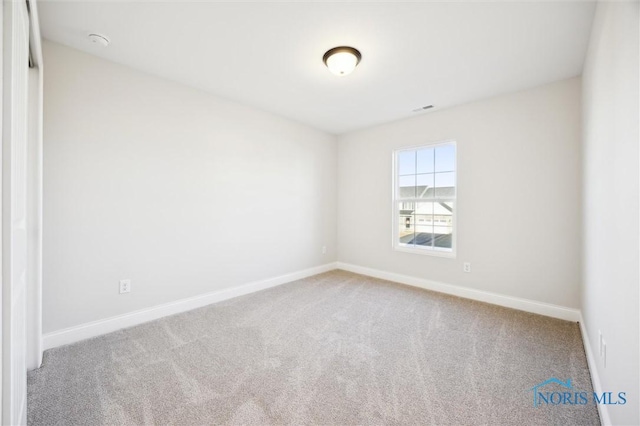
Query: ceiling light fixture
323,46,362,76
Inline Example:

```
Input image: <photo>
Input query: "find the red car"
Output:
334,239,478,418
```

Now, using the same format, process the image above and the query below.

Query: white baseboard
44,261,581,350
43,262,338,350
336,262,581,322
43,261,605,423
578,314,610,426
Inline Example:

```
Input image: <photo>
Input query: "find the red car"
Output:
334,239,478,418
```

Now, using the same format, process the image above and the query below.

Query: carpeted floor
28,270,599,425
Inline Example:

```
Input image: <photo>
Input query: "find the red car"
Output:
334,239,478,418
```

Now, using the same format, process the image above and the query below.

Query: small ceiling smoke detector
88,33,110,47
323,46,361,76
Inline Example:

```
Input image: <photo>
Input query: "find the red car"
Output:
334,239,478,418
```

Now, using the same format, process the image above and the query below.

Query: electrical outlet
322,246,327,255
463,262,471,273
119,279,131,294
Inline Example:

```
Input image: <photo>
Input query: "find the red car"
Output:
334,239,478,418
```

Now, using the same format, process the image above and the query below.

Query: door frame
26,0,43,372
2,0,43,423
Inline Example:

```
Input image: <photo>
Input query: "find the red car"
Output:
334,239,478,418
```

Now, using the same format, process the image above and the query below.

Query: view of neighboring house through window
393,141,456,255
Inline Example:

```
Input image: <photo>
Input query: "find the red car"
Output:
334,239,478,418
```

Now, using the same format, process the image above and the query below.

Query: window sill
393,244,456,259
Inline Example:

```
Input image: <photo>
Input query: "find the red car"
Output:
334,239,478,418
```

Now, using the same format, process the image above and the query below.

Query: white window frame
391,140,457,258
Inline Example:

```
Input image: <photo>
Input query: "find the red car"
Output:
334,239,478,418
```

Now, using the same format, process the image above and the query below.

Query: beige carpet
28,270,599,425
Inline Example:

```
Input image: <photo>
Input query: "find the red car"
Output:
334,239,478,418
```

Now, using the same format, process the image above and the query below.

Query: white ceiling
38,1,596,134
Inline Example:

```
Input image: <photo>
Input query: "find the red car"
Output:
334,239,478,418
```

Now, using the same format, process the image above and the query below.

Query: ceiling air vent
412,105,434,113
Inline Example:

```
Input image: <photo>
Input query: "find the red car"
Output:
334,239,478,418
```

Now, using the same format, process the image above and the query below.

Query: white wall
338,78,582,308
582,2,639,425
43,41,337,334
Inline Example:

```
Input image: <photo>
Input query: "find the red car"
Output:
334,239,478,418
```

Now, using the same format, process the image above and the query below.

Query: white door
2,0,31,424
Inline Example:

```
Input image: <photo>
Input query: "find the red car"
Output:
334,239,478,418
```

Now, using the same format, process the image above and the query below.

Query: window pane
415,225,434,248
398,150,416,175
416,173,434,198
398,175,416,198
435,172,455,198
434,226,453,249
414,202,434,247
415,214,432,225
417,148,434,173
435,145,455,172
433,201,453,224
434,201,453,249
399,201,415,215
415,201,434,215
400,201,414,210
398,207,415,245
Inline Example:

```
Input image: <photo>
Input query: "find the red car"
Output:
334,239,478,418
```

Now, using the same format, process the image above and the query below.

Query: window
393,141,456,256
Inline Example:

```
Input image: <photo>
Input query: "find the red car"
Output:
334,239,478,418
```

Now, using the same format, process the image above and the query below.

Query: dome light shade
323,46,362,76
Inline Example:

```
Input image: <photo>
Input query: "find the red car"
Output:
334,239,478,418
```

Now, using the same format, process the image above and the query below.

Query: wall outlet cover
119,279,131,294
